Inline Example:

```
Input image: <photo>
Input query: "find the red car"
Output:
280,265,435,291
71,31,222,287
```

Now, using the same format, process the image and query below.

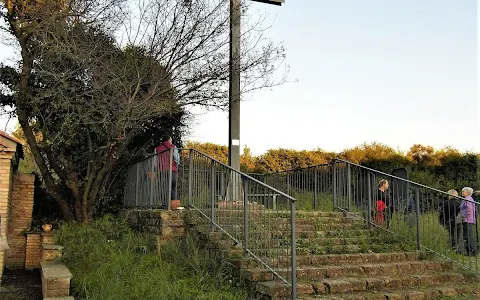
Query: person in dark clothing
439,189,461,250
374,179,392,227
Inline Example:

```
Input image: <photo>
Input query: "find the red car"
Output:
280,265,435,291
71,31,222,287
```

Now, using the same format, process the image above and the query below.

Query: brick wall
5,172,35,268
0,249,4,283
0,151,14,279
0,152,14,237
25,233,41,270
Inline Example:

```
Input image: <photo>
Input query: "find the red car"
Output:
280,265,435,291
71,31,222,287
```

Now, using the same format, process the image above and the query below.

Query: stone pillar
5,172,35,268
25,233,41,270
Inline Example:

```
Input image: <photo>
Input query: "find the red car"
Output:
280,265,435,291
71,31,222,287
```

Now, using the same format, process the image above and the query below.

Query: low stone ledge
41,261,73,299
41,261,72,279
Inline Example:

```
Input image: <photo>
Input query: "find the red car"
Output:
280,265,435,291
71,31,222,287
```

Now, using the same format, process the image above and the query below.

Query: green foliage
187,141,478,193
389,212,480,266
292,191,333,212
56,216,249,300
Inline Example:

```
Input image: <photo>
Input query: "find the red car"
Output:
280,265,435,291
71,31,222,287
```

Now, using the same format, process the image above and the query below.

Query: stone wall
121,209,186,255
5,173,35,268
121,209,186,237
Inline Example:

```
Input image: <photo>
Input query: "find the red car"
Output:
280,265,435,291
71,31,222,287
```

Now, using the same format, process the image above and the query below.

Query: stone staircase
190,211,480,300
40,232,74,300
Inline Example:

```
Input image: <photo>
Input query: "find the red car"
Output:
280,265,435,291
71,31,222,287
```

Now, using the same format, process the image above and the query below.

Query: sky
190,0,479,155
1,0,479,156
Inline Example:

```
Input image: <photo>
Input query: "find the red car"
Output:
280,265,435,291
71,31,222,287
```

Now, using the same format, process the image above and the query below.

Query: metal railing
249,164,333,211
332,158,479,274
124,149,298,299
252,159,479,274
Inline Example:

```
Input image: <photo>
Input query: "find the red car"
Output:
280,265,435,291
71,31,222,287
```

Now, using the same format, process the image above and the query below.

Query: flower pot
170,199,181,210
42,224,52,232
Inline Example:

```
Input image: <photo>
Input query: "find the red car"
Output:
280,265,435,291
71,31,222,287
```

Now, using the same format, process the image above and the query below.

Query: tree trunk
16,36,76,221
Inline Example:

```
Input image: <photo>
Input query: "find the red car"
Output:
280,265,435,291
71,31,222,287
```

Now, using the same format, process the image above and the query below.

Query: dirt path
0,269,42,300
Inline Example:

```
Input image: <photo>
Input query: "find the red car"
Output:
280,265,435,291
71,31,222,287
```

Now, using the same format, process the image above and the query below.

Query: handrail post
290,199,297,300
150,156,155,207
333,161,337,210
313,168,318,210
123,174,128,207
135,163,140,207
168,149,173,210
210,161,215,232
188,150,193,208
415,187,421,251
220,173,225,201
242,175,249,257
347,163,352,212
287,173,291,195
367,171,372,228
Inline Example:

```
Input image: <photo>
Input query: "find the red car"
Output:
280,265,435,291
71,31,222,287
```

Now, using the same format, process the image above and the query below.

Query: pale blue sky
1,1,479,156
191,0,479,155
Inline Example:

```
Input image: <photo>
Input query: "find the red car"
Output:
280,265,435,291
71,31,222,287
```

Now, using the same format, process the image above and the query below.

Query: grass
381,211,480,271
292,191,333,211
56,215,251,300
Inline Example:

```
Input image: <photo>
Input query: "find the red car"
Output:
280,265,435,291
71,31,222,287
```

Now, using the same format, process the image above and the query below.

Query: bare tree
0,0,287,222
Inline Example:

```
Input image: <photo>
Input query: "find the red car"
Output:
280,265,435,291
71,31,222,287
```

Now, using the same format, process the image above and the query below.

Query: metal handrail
249,163,331,176
250,158,479,274
124,148,298,299
334,158,480,205
333,159,479,274
190,149,296,202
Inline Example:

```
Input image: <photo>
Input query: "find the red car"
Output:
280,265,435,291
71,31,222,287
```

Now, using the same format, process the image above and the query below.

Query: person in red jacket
155,137,180,206
372,179,390,227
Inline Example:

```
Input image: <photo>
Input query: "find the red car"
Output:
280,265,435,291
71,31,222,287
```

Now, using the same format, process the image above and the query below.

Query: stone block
325,266,348,278
405,291,425,300
41,261,72,299
45,277,71,290
362,265,382,277
42,232,56,245
42,244,63,262
366,277,385,291
323,279,352,293
44,288,71,298
438,287,457,297
384,277,403,289
396,262,413,274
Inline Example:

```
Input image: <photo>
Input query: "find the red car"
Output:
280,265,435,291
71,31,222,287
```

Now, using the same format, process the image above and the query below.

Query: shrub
56,216,249,300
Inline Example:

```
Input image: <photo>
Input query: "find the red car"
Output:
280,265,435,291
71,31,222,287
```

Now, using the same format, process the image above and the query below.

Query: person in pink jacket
460,187,477,256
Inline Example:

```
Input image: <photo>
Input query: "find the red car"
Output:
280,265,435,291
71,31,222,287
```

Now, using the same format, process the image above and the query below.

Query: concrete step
228,244,367,258
209,237,402,254
298,229,373,239
296,212,347,218
296,236,387,247
256,272,478,298
241,260,453,282
315,223,365,231
274,216,364,226
277,222,365,231
298,283,480,299
231,252,420,269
